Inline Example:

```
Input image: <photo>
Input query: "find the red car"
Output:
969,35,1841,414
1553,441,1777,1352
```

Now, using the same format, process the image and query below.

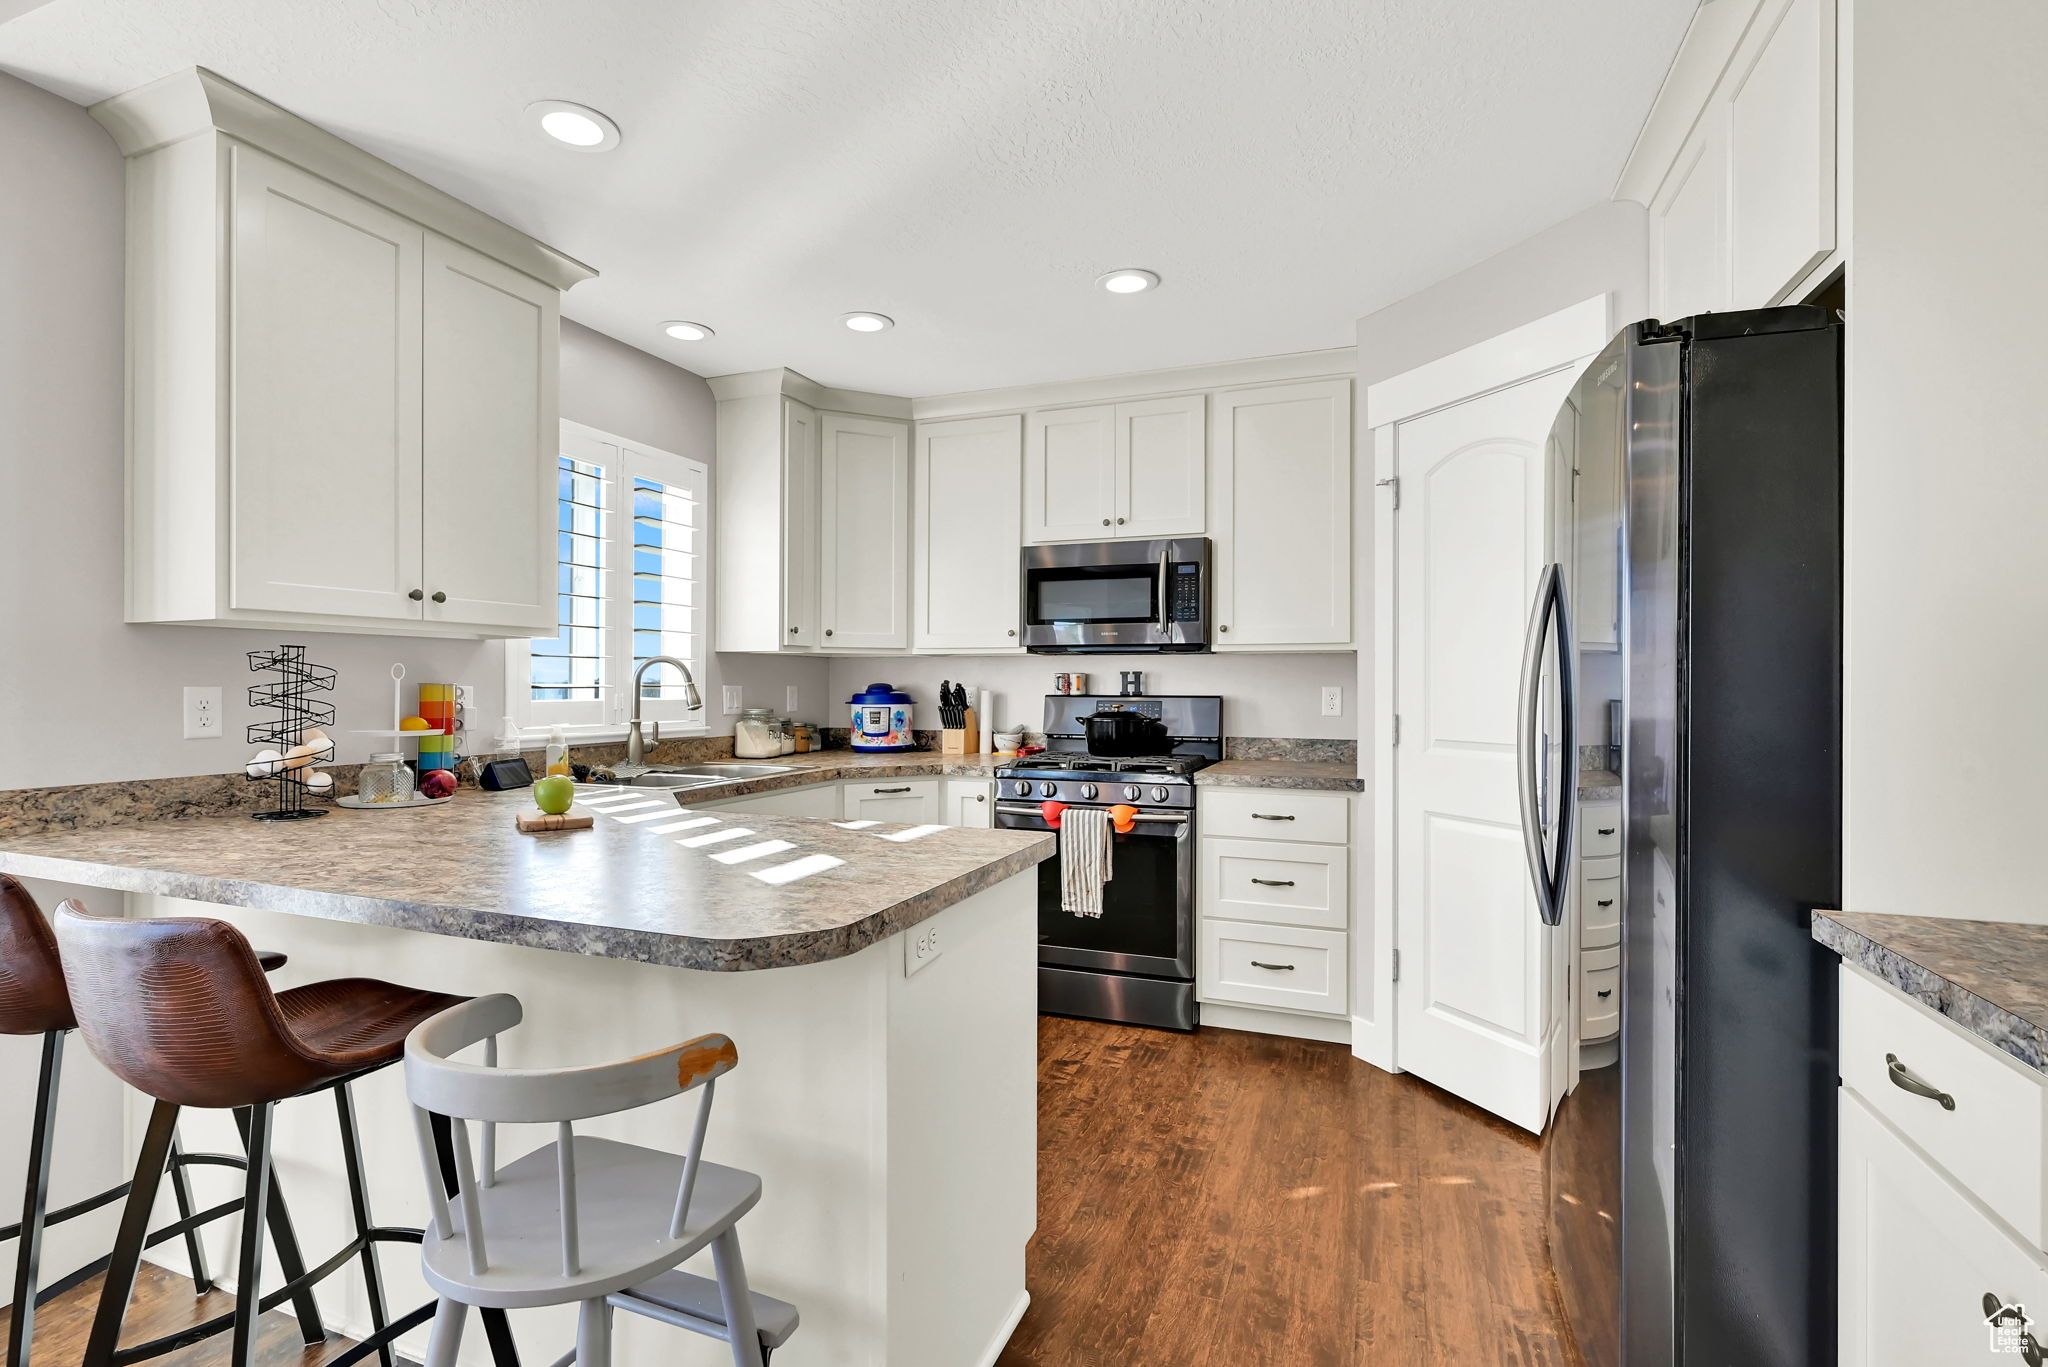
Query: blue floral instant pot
848,682,917,752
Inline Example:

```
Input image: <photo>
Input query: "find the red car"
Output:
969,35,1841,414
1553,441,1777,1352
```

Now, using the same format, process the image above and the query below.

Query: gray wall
1350,199,1650,1034
0,75,822,791
821,653,1358,739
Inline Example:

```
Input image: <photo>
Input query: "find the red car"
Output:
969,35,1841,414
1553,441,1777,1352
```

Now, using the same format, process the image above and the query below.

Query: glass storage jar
357,753,416,804
734,709,783,759
776,715,798,755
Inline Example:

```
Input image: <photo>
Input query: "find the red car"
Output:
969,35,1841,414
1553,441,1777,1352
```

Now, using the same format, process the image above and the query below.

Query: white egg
246,749,282,778
302,770,334,793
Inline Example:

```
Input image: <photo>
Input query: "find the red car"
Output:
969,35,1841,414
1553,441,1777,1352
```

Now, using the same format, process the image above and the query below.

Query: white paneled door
1390,365,1582,1134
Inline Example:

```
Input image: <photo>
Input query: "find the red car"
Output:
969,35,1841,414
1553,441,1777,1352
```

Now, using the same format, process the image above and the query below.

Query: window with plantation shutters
508,421,707,737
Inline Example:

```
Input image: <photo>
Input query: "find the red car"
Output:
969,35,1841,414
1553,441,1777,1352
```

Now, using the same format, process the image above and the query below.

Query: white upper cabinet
820,413,912,651
1024,405,1117,540
1024,396,1205,542
1210,379,1353,650
712,391,819,653
99,69,591,639
1113,395,1207,538
781,399,822,649
1634,0,1837,319
421,235,559,632
914,414,1023,652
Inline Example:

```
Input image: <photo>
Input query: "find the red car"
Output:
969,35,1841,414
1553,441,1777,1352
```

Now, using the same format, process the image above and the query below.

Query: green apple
532,775,576,816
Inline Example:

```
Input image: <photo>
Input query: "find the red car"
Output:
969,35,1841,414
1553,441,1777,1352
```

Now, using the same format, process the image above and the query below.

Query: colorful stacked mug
417,683,456,771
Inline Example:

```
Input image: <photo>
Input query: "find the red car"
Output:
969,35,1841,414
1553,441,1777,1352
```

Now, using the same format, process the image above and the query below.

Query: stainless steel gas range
994,694,1221,1031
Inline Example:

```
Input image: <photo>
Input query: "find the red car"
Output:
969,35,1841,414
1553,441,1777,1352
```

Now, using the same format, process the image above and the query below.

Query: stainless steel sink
622,772,727,790
621,762,800,790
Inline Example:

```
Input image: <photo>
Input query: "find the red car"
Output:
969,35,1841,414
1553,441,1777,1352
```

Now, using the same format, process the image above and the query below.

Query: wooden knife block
941,708,978,753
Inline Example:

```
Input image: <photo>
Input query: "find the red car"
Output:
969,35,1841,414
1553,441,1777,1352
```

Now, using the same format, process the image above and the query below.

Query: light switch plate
785,685,800,713
183,686,223,739
1321,686,1343,717
722,685,743,716
906,921,943,976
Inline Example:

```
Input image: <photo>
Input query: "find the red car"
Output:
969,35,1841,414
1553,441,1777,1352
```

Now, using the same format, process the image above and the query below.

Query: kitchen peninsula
0,789,1053,1367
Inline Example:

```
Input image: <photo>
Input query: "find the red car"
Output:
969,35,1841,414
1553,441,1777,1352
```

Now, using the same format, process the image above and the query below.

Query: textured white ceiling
0,0,1693,395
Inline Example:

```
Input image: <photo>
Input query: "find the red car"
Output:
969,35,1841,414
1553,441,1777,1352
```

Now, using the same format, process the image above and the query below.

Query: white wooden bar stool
404,995,798,1367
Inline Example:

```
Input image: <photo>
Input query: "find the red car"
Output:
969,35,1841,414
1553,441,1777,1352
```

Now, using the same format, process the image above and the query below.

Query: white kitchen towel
1060,807,1115,917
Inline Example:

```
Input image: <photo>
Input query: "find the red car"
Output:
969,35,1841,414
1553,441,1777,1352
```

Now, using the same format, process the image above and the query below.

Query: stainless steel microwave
1020,537,1211,653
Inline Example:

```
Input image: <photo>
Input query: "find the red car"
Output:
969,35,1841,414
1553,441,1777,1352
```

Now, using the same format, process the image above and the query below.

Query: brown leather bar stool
53,901,473,1367
0,876,300,1367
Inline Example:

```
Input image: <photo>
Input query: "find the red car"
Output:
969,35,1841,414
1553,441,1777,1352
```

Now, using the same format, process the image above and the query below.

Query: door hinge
1376,476,1400,510
1391,948,1401,983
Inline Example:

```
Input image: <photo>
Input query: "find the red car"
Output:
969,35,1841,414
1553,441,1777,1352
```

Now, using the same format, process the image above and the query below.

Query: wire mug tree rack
245,644,335,820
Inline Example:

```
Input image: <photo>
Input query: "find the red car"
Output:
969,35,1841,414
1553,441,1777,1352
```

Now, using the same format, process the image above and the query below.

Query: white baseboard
1198,1001,1351,1043
976,1289,1031,1367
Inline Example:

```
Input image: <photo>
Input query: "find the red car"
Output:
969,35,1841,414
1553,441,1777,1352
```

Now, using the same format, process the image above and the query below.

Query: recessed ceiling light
661,320,714,342
1097,268,1160,295
527,100,620,152
842,312,894,333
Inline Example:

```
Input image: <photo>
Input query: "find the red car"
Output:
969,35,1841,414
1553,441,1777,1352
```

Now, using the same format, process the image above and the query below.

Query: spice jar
775,715,798,755
357,753,416,804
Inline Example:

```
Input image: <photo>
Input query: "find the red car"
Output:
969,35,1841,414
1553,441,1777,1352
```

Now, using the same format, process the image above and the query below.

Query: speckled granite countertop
1577,770,1622,802
0,788,1052,973
1813,910,2048,1074
1195,760,1361,792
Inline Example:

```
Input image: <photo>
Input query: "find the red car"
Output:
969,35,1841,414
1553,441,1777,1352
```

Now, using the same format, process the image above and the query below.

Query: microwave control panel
1171,564,1203,622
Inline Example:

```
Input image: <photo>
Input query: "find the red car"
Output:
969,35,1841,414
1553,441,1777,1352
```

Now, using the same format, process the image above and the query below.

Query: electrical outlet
722,685,744,716
785,685,800,713
183,686,223,739
906,922,943,976
453,682,475,710
1321,686,1343,717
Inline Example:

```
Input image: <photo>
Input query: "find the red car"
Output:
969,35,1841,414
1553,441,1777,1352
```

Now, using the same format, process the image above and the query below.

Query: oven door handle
1158,549,1171,633
996,804,1188,825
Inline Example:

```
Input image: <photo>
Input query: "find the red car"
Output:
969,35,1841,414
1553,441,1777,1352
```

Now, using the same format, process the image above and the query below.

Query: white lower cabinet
943,779,993,828
842,779,941,824
1196,788,1353,1030
1839,1091,2048,1366
703,785,841,819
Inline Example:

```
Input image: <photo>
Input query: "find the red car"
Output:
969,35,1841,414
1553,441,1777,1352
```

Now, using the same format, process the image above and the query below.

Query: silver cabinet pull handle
1251,813,1295,821
1887,1053,1957,1110
1250,878,1295,887
1250,961,1295,972
874,786,911,794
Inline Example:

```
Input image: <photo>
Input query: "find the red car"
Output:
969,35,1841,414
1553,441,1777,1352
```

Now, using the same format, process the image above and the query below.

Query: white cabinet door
914,415,1023,651
842,779,940,824
707,784,841,819
943,779,993,828
1024,405,1116,541
1212,379,1353,648
228,145,424,621
782,398,821,649
1654,117,1731,321
1839,1092,2048,1367
421,235,557,633
1114,395,1206,538
819,413,910,650
1727,0,1836,306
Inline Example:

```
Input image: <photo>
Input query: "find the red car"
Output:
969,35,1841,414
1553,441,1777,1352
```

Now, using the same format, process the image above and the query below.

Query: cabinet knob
789,626,799,634
1116,517,1125,525
408,588,424,601
825,628,834,637
1219,624,1229,632
431,590,447,604
1102,518,1111,526
1007,629,1016,637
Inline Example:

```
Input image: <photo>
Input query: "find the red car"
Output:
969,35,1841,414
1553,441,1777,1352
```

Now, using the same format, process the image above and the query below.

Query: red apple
418,768,458,799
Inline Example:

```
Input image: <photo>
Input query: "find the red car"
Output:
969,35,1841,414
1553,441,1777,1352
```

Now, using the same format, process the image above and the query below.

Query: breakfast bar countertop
1813,909,2048,1074
0,788,1053,973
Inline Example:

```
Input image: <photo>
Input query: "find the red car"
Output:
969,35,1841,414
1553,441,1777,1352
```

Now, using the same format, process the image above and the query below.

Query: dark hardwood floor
997,1016,1578,1367
8,1017,1575,1366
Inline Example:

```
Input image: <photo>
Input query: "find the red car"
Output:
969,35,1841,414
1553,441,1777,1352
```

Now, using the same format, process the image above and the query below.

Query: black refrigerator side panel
1677,322,1843,1367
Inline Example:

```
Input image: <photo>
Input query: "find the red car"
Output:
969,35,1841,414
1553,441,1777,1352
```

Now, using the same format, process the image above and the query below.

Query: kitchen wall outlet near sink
906,921,943,976
183,685,222,739
1321,686,1343,717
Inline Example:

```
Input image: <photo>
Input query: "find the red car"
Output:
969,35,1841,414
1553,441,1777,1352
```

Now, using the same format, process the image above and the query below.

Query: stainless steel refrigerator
1526,306,1843,1367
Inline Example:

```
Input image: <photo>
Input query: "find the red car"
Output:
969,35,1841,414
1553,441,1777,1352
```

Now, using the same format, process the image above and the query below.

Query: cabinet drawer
1200,788,1350,844
1580,945,1620,1040
1200,837,1348,931
1199,920,1347,1015
1840,965,2048,1249
1580,803,1621,858
1581,867,1621,949
840,779,940,825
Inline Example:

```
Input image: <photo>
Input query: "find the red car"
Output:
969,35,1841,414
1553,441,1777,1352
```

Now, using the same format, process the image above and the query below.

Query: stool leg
6,1030,63,1367
576,1296,611,1367
422,1298,469,1367
334,1083,394,1367
710,1227,764,1367
82,1098,179,1367
164,1132,212,1294
232,1103,325,1346
230,1101,274,1367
